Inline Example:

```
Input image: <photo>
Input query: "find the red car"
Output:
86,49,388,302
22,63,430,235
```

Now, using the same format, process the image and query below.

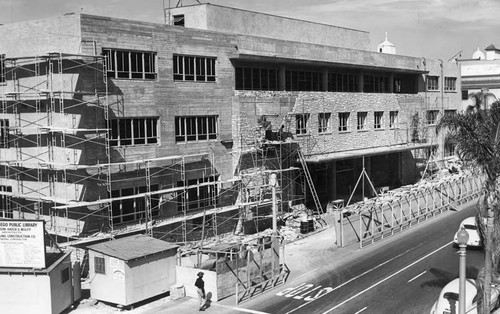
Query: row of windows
296,111,400,135
111,185,160,224
1,116,219,149
427,76,457,91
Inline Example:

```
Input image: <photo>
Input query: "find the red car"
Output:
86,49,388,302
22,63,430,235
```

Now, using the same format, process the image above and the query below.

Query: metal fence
338,172,484,248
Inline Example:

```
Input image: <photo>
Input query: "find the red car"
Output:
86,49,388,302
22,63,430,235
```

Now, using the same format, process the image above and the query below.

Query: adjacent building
0,3,461,246
459,45,500,109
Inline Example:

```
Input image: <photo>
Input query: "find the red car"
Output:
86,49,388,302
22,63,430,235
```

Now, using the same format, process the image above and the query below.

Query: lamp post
457,226,469,314
269,173,278,234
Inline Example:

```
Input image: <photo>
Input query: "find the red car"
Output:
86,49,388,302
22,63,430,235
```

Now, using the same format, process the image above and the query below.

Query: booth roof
87,234,179,261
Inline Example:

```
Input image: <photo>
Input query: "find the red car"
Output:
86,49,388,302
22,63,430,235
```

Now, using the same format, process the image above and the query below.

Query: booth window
61,267,70,283
95,257,106,274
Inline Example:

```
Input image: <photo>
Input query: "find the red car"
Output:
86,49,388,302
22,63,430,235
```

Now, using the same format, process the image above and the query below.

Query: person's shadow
200,292,212,311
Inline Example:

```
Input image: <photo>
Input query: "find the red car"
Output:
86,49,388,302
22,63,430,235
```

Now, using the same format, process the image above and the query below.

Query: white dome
472,47,485,60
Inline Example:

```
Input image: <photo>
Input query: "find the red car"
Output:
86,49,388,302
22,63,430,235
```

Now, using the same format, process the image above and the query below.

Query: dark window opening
177,176,218,211
173,14,185,26
173,55,216,82
94,257,105,274
111,185,160,224
175,116,218,142
109,117,158,147
103,49,156,80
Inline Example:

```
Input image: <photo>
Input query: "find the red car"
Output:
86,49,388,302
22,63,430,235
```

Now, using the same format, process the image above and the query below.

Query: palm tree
466,90,497,113
437,99,500,313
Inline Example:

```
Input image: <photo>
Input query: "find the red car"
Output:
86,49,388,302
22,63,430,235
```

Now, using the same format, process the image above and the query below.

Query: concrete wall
167,4,370,51
176,266,219,301
0,14,82,56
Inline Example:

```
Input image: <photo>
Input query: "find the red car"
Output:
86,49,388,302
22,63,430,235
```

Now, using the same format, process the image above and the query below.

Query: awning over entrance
305,142,436,163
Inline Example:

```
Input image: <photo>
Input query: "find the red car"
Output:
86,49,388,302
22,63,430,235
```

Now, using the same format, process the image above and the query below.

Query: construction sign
0,220,46,269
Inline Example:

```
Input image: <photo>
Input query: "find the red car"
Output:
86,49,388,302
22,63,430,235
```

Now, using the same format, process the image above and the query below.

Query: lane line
321,241,452,314
214,303,271,314
294,266,322,281
354,307,368,314
408,270,427,283
285,245,420,314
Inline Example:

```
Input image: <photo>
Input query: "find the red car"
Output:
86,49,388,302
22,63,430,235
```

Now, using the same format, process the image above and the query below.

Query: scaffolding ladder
297,149,323,215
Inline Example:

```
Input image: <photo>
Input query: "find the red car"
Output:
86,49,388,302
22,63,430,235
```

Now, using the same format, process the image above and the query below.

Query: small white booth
87,234,178,306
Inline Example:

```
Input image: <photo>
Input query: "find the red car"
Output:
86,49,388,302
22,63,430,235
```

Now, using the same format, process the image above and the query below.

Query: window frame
94,256,106,275
61,267,70,283
109,117,159,147
318,112,331,134
374,111,384,129
173,55,216,82
444,77,457,92
177,176,218,212
103,49,157,80
357,112,367,131
338,112,350,132
111,184,160,224
389,111,399,129
426,110,439,125
295,113,310,135
235,66,278,91
427,76,439,91
175,116,218,142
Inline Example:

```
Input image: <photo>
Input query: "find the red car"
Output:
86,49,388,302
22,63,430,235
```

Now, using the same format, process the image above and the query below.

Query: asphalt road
243,203,483,314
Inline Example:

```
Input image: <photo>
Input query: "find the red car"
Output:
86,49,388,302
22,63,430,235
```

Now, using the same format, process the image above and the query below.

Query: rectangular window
175,116,218,142
318,113,331,133
444,77,457,91
285,70,321,91
173,14,185,26
109,118,158,147
111,185,160,224
235,66,278,91
338,112,350,132
427,76,439,91
0,186,12,218
295,114,309,135
426,110,439,125
389,111,399,129
94,257,105,274
444,141,456,157
328,72,358,92
173,55,216,82
177,176,218,211
374,111,384,129
0,54,5,83
0,119,9,148
363,75,388,93
462,90,469,100
103,49,156,80
61,267,70,283
357,112,367,130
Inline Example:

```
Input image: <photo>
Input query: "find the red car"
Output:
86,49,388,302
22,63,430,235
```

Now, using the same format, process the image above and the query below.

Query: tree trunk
481,182,496,314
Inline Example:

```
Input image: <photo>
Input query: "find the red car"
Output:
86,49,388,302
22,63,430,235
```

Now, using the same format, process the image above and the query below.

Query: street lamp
457,226,469,314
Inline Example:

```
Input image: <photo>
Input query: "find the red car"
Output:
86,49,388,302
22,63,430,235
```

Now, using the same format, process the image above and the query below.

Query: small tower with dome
472,47,485,60
377,32,396,55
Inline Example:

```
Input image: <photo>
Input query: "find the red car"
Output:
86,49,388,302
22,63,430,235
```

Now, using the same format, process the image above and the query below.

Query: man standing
195,272,206,311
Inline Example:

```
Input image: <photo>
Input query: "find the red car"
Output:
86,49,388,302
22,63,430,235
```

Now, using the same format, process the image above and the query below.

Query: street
240,202,483,314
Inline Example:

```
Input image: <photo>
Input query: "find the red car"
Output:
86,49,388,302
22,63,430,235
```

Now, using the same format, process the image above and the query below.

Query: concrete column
358,71,364,92
279,65,286,91
388,73,394,93
322,68,328,91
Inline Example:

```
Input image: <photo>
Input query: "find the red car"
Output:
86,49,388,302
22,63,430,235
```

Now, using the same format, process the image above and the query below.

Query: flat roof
87,234,179,261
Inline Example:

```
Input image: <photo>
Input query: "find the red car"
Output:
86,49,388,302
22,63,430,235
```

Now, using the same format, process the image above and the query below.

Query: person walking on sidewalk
195,272,206,311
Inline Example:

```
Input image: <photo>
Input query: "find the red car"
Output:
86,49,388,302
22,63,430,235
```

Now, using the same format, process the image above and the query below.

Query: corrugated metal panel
87,234,178,261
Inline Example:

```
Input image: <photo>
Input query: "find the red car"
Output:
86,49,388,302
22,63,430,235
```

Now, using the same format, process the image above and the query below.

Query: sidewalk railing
336,172,484,248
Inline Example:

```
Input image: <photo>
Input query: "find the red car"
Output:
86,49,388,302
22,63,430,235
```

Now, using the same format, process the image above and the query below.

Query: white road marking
354,306,368,314
294,266,322,281
408,270,427,283
321,241,452,314
215,303,271,314
285,245,420,314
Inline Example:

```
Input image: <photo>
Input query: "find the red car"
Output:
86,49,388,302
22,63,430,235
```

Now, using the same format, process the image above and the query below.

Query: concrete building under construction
0,3,461,247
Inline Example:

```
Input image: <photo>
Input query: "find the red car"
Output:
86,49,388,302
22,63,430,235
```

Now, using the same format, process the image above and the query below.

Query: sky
1,0,499,60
